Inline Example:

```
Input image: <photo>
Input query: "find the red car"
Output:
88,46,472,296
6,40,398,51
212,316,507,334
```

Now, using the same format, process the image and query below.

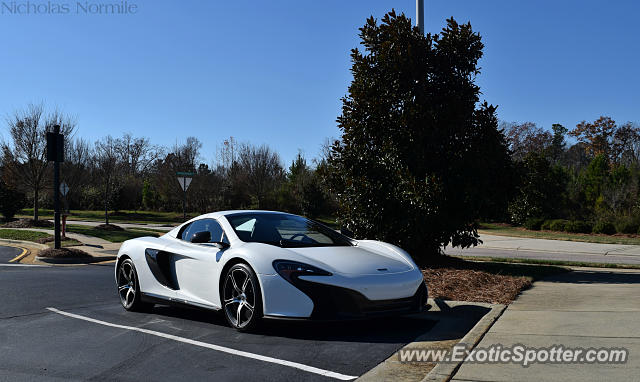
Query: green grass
479,222,640,245
0,229,50,241
457,255,640,270
18,208,183,225
0,228,81,247
65,225,160,243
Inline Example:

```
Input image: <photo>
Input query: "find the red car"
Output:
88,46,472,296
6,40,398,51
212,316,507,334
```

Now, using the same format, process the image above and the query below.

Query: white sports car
115,210,427,331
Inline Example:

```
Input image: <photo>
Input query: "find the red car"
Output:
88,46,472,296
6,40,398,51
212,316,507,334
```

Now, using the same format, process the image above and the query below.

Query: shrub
524,218,545,231
614,216,639,234
548,219,568,232
592,221,616,235
564,220,592,234
540,220,553,230
0,181,26,220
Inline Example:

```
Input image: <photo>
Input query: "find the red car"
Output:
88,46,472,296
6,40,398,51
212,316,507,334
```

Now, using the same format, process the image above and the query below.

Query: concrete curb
356,299,501,382
35,255,117,264
421,303,506,382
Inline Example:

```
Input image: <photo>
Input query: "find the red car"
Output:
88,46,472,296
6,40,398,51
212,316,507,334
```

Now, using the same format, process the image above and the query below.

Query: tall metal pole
416,0,424,34
182,179,187,220
53,125,61,249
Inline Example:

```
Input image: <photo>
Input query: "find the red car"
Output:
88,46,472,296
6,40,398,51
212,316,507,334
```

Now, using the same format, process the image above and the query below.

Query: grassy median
65,224,162,243
0,229,81,247
18,208,183,225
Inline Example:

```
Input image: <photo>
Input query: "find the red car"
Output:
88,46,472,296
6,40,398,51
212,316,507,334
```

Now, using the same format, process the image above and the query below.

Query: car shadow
147,302,488,345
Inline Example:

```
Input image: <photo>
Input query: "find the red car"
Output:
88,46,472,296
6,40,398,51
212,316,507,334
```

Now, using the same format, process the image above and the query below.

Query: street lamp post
416,0,424,34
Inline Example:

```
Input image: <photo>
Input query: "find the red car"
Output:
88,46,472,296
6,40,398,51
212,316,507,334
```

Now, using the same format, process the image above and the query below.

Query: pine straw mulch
421,256,566,305
38,247,92,259
2,219,54,228
35,236,79,244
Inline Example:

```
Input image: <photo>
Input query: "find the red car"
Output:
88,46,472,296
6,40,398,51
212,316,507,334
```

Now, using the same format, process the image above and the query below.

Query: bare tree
1,104,75,220
115,133,163,176
62,138,92,209
237,144,284,208
500,121,552,161
94,136,121,225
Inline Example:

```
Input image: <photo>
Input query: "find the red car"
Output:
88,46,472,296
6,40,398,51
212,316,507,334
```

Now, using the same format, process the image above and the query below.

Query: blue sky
1,0,638,165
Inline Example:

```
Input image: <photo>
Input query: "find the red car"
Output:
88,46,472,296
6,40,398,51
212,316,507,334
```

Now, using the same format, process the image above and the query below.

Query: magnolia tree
326,11,514,262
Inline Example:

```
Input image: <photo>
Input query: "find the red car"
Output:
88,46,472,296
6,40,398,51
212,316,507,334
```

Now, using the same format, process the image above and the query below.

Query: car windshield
225,212,354,248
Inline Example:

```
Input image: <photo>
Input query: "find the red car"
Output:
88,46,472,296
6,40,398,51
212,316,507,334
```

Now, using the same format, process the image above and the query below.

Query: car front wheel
222,263,263,331
117,258,153,312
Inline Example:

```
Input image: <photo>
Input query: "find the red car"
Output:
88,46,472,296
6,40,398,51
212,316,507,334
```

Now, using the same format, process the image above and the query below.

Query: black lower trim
291,278,427,320
140,292,221,311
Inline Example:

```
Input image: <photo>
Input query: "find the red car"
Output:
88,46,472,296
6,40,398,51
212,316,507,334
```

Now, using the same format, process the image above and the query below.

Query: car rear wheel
117,259,153,312
222,263,262,331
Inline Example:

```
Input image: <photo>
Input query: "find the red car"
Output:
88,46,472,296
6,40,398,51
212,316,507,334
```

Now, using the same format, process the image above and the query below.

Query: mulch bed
35,236,77,244
37,247,92,259
2,219,54,228
421,256,532,305
422,267,531,305
95,224,124,231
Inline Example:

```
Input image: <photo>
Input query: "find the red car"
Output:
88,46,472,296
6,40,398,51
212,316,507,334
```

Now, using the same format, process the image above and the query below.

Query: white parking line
46,307,358,381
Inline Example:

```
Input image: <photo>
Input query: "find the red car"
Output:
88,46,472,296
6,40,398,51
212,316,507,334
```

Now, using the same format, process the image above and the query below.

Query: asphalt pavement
0,245,22,263
0,263,437,381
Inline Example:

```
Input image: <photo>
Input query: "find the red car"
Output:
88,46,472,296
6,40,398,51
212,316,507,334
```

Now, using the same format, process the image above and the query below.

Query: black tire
222,263,263,331
116,259,153,312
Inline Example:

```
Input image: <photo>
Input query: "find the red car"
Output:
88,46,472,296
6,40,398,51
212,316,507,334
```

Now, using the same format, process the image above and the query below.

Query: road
446,247,640,265
0,251,436,381
446,234,640,265
0,245,22,263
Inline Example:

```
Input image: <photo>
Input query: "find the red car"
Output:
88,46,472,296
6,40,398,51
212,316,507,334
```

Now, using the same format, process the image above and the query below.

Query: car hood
281,245,414,275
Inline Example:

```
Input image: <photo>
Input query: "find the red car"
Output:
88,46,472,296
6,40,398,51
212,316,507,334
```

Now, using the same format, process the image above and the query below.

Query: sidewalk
451,268,640,381
51,219,175,231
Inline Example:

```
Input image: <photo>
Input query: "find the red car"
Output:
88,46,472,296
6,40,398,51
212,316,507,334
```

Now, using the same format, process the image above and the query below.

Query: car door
167,218,229,309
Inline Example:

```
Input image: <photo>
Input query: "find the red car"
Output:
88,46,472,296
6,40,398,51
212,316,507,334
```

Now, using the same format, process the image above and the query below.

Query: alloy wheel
117,261,137,309
223,267,256,329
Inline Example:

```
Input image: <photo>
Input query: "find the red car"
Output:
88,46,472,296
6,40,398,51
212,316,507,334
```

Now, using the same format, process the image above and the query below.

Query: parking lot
0,257,439,381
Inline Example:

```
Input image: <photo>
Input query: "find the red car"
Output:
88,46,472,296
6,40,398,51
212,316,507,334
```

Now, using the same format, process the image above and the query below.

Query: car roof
197,210,296,220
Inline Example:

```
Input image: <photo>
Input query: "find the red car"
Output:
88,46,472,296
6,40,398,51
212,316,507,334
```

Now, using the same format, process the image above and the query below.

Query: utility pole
416,0,424,34
46,125,64,249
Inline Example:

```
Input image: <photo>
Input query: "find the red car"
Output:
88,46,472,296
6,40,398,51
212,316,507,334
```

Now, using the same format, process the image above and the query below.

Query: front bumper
261,271,427,320
293,278,427,320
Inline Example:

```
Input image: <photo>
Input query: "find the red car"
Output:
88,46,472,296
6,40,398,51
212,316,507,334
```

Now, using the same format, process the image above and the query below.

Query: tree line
503,116,640,234
0,104,335,223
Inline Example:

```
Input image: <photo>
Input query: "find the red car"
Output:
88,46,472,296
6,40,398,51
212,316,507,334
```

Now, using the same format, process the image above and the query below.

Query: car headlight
272,260,332,283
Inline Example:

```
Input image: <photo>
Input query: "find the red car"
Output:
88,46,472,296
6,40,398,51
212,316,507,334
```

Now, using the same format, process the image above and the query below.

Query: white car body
115,210,427,320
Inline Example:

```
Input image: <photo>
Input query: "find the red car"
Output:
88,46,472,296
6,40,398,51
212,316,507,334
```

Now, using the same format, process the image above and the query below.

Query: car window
180,219,225,243
226,213,353,247
235,218,256,232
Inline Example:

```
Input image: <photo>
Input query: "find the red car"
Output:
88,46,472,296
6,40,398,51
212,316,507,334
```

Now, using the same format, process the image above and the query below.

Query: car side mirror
340,228,354,238
211,241,230,250
190,231,211,243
